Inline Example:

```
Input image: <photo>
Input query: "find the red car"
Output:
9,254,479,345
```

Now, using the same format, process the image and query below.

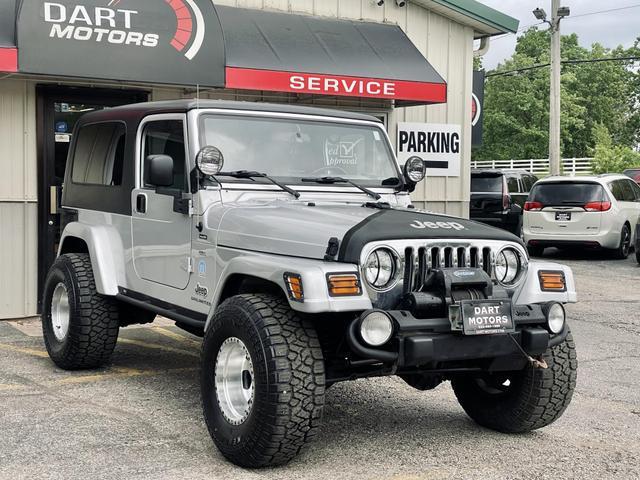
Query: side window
609,181,624,201
142,120,187,191
628,180,640,200
72,122,126,185
620,180,636,202
506,176,519,193
523,175,537,192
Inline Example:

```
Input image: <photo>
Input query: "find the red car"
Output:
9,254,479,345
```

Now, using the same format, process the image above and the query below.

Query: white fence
470,158,593,176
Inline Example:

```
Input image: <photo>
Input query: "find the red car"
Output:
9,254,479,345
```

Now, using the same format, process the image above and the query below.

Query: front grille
403,243,495,292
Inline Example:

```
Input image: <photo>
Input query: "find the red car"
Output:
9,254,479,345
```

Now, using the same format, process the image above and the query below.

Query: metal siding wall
0,79,38,319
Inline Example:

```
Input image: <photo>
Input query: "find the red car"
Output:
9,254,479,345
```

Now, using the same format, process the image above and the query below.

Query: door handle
136,194,147,214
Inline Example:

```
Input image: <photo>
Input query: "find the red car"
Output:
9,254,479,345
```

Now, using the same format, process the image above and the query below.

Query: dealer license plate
460,300,514,335
555,211,571,221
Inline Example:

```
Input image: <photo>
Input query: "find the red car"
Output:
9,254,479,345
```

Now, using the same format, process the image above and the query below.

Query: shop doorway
36,86,148,311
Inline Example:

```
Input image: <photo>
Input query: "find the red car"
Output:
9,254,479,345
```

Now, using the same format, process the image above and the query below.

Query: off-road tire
451,332,577,433
611,224,631,259
527,245,544,257
201,294,325,468
42,253,120,369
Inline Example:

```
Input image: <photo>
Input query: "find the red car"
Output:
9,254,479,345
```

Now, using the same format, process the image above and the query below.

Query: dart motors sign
17,0,225,87
397,122,462,177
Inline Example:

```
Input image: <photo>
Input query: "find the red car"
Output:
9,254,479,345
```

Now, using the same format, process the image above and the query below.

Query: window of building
142,120,187,191
71,122,126,185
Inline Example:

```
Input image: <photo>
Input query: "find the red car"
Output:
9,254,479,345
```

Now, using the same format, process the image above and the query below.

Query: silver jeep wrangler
42,100,578,468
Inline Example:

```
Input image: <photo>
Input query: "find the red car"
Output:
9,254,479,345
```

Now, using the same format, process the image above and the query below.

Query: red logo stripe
166,0,194,53
225,67,447,103
0,48,17,73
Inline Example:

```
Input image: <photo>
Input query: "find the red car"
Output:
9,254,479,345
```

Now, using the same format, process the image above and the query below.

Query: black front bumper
347,303,567,370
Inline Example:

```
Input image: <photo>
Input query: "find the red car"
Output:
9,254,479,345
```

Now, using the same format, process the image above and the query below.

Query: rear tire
451,332,577,433
201,294,325,468
611,224,631,259
42,253,120,370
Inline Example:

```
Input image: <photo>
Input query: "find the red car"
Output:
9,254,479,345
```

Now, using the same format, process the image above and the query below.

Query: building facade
0,0,517,318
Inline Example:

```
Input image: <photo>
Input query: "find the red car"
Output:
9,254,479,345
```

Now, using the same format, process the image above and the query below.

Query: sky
477,1,640,69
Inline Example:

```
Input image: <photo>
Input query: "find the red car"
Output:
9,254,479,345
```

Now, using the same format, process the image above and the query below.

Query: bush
590,124,640,174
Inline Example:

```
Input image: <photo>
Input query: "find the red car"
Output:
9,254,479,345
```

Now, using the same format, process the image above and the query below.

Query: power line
485,56,640,78
487,4,640,43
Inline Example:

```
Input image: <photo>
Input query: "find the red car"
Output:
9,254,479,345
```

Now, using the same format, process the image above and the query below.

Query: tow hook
508,334,548,369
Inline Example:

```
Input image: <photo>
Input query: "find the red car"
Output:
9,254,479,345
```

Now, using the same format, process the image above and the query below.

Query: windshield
199,114,399,187
529,182,607,205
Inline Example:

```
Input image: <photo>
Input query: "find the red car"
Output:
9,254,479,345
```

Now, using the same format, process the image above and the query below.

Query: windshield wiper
217,170,300,199
301,176,381,200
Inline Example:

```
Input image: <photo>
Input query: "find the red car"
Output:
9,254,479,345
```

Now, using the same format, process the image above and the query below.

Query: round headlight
404,156,426,183
196,145,224,176
546,302,565,334
363,248,397,290
360,311,394,346
495,247,526,287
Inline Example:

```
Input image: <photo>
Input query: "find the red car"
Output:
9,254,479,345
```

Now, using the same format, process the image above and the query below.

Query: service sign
397,122,461,177
17,0,225,87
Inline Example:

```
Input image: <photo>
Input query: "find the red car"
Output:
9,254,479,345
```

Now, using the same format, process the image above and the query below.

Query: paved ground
0,250,638,480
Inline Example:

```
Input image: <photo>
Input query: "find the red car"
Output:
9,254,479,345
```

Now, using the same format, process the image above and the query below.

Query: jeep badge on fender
41,99,578,469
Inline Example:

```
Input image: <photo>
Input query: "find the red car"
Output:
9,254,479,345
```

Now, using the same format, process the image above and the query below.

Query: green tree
473,28,639,162
590,123,640,174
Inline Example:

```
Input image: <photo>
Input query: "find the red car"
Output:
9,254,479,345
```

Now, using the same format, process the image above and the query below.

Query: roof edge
428,0,519,35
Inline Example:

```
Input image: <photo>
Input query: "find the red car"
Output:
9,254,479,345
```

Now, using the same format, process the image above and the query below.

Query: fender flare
205,254,371,331
58,222,126,296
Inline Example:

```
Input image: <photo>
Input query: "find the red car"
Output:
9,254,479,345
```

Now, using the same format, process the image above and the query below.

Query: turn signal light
284,273,304,302
327,273,362,297
584,201,611,212
538,270,566,292
524,201,543,211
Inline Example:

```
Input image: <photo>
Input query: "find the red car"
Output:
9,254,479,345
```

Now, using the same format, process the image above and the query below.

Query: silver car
42,100,578,468
523,174,640,258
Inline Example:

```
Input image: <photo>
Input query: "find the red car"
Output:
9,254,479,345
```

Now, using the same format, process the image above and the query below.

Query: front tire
42,253,120,370
452,332,577,433
201,294,325,468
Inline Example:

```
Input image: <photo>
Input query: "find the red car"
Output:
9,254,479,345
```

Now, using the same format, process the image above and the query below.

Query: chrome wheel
214,337,255,425
51,283,70,341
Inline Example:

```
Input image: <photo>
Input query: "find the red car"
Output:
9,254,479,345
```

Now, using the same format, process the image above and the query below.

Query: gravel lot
0,250,638,480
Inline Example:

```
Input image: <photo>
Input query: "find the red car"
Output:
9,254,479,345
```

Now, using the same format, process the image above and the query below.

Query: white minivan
523,174,640,258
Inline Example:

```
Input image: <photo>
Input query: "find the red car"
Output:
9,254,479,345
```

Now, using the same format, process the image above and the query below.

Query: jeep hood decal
337,208,522,263
214,202,521,262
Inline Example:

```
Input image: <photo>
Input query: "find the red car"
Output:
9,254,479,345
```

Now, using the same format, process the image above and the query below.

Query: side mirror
403,156,426,192
145,154,174,187
196,146,224,176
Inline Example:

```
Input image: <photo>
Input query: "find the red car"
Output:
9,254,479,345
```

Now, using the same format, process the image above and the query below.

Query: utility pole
533,2,569,176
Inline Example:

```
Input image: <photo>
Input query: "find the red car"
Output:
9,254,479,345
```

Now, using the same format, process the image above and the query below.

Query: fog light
546,302,565,334
360,311,393,346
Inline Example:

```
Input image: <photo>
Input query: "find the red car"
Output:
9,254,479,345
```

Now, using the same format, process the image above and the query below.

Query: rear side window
506,176,519,193
471,175,503,193
529,182,606,206
72,122,126,185
608,181,625,201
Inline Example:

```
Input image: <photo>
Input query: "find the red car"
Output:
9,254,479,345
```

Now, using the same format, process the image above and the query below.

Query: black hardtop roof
78,99,382,126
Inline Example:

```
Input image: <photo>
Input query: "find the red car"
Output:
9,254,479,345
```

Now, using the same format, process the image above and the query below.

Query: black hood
337,208,522,263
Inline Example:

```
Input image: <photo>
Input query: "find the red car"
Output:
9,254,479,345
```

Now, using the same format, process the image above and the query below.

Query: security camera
396,0,406,6
376,0,384,6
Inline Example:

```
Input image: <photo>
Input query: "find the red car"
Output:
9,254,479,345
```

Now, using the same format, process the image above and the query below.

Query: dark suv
470,169,538,235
